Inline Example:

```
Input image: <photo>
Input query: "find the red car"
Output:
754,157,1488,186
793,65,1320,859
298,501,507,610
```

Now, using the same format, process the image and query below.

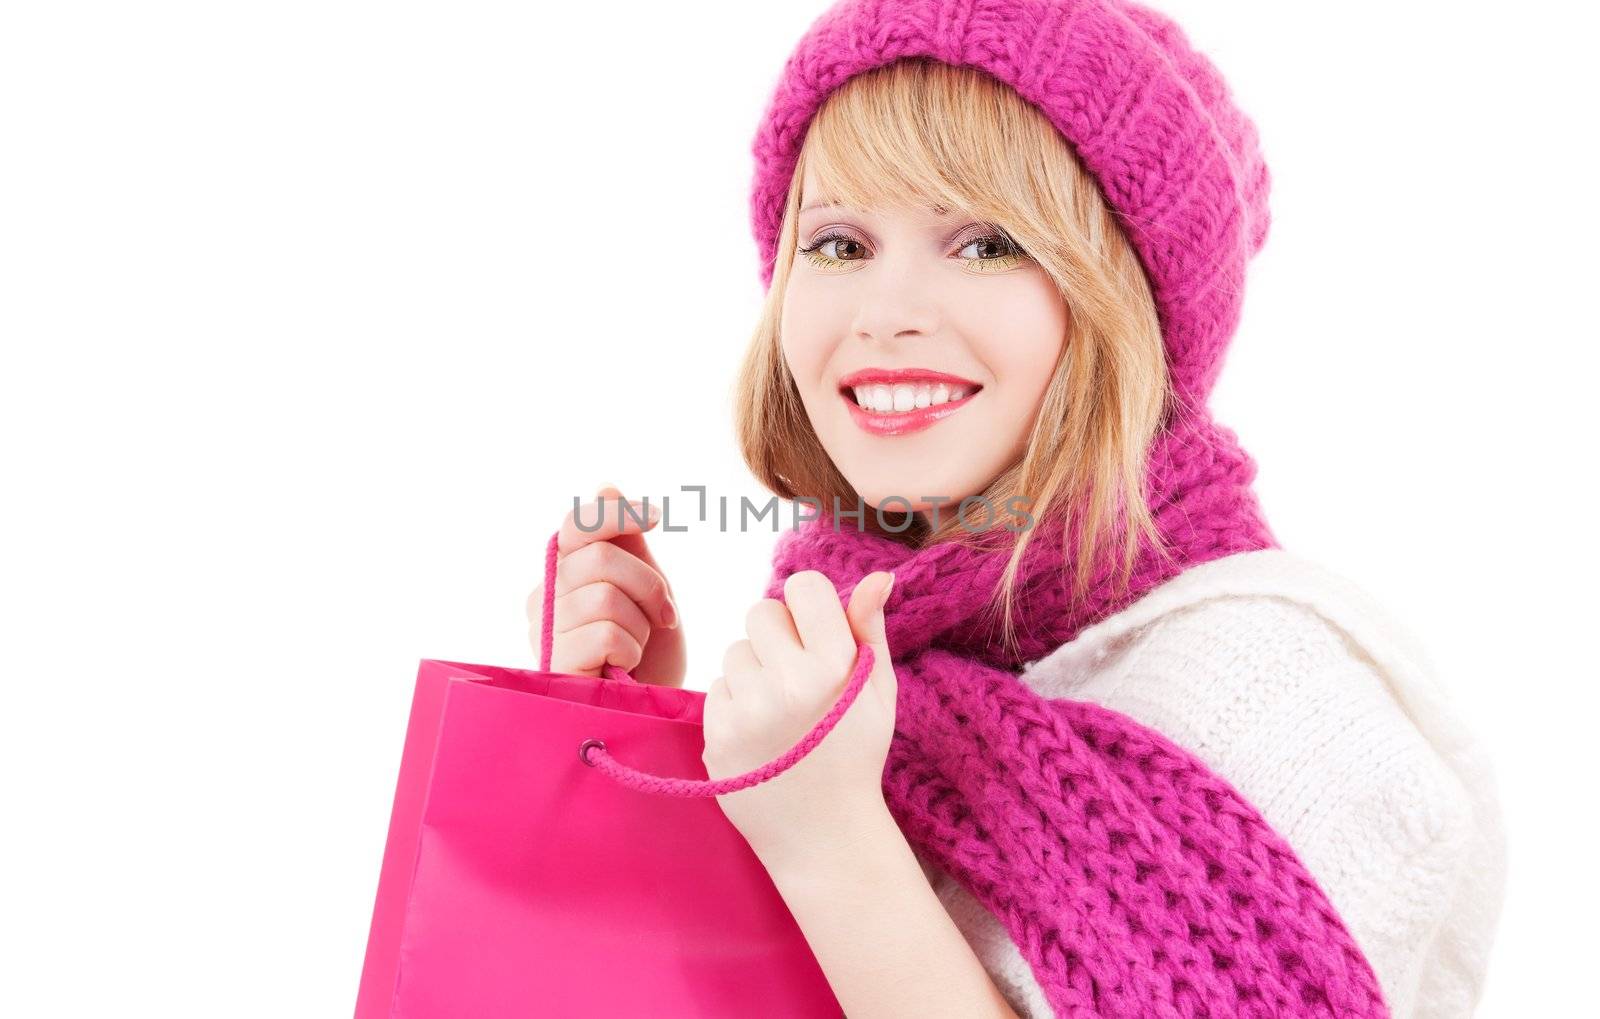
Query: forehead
797,162,953,217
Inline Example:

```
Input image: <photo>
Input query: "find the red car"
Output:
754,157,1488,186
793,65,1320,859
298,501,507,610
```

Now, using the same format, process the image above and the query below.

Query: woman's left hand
704,569,897,864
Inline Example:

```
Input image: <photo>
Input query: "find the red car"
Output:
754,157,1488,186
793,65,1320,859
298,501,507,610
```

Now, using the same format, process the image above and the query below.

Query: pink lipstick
838,367,983,437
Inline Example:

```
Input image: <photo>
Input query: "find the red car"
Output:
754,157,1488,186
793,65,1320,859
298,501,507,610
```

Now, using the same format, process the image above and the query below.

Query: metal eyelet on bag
578,738,606,767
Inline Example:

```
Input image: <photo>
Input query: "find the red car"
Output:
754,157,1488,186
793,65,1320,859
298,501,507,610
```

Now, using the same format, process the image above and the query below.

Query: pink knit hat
748,0,1272,408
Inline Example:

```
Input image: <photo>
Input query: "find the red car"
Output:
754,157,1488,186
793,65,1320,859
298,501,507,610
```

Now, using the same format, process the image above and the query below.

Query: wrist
751,793,898,881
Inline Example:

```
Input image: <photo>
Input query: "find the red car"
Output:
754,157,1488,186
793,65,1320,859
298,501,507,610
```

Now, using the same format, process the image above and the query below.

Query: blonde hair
735,57,1176,657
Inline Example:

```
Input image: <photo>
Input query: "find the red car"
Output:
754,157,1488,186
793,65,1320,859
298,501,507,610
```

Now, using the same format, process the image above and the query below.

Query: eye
955,232,1028,274
795,226,1031,274
797,230,868,270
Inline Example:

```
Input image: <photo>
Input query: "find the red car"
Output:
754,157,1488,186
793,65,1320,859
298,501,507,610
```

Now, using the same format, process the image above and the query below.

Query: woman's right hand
527,484,687,688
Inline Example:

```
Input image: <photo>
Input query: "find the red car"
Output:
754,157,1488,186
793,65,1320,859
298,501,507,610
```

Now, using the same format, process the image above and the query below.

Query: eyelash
797,228,1029,274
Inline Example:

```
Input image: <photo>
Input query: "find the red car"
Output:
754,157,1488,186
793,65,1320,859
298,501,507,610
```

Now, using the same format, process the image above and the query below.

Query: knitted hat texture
749,0,1272,407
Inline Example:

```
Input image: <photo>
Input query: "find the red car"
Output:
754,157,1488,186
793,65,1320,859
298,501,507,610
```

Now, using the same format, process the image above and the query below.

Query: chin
858,486,945,516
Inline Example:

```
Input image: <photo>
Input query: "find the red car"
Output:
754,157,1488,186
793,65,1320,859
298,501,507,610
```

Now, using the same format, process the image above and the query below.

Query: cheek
965,274,1068,395
779,275,835,385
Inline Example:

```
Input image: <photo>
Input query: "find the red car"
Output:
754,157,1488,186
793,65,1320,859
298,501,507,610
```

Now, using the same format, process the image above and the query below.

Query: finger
704,674,732,725
584,484,675,607
707,673,731,705
558,486,661,558
555,539,676,630
720,639,761,700
552,619,643,676
844,571,894,652
555,581,652,652
782,571,856,674
846,571,897,707
744,598,806,674
722,638,760,675
564,484,678,626
594,484,676,600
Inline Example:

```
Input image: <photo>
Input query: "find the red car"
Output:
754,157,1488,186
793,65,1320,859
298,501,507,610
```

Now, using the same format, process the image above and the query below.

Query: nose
850,265,941,345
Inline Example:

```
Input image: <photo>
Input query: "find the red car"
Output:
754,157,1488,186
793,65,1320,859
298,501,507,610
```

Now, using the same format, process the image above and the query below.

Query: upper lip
837,367,983,392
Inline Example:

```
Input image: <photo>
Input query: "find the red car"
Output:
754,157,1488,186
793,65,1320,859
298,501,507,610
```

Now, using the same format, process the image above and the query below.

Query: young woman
529,3,1506,1016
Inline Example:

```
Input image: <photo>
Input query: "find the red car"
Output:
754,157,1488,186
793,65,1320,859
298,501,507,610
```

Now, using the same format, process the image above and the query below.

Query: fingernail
628,500,659,525
879,572,895,608
661,598,678,629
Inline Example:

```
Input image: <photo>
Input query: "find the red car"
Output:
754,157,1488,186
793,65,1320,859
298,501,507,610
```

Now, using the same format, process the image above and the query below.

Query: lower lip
842,389,980,436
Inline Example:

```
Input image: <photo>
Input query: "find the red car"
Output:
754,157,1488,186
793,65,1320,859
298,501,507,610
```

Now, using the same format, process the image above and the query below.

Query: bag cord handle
541,530,875,799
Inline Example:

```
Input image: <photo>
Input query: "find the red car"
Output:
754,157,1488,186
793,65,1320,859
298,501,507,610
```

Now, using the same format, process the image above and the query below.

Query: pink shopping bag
355,532,877,1017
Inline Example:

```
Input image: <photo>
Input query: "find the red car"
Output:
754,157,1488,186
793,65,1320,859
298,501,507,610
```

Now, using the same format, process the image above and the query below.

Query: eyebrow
800,199,950,216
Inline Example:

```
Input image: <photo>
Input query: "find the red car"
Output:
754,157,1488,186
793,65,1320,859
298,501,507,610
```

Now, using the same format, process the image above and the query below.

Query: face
781,167,1068,527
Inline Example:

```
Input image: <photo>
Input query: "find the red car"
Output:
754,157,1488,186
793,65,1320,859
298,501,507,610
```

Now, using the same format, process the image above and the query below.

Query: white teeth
848,380,975,413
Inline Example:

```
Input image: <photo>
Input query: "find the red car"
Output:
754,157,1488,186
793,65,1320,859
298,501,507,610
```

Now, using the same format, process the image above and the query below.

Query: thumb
845,571,894,656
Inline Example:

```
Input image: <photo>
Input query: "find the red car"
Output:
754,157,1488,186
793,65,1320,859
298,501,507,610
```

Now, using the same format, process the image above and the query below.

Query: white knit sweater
911,548,1507,1019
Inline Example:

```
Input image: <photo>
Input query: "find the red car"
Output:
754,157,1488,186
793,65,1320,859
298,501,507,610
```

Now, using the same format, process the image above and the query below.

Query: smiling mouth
840,380,982,413
838,381,982,437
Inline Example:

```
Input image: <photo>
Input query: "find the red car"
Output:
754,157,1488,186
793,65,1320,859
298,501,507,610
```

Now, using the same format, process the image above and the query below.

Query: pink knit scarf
762,407,1392,1018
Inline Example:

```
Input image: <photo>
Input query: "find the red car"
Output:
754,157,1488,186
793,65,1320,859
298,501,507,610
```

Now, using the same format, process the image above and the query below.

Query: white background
3,1,1595,1014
